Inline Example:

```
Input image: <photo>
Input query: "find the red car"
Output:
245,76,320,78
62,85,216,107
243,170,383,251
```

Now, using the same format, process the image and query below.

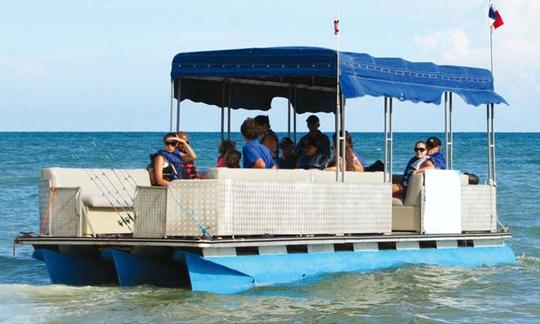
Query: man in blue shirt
414,136,447,174
241,118,275,169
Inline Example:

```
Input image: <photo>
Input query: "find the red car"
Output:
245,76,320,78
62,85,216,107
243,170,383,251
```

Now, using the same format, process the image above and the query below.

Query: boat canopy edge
170,47,508,113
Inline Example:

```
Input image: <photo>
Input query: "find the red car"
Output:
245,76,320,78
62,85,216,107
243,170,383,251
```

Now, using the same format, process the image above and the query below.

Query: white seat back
42,168,151,208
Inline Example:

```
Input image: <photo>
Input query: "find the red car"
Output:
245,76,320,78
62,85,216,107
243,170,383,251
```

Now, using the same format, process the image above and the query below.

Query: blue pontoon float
15,47,514,294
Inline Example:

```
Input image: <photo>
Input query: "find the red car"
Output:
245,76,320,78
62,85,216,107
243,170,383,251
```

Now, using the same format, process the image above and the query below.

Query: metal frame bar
220,82,225,141
335,88,341,182
176,79,181,132
287,88,292,138
383,97,393,183
487,103,496,185
340,94,346,182
444,92,454,169
169,80,174,132
227,82,232,140
293,88,297,144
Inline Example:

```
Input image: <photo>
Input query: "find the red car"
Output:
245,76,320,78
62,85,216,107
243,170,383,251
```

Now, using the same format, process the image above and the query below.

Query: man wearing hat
415,136,446,174
295,115,331,159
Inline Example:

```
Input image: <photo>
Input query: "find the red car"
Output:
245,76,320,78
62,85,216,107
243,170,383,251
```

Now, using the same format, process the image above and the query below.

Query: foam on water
0,132,539,322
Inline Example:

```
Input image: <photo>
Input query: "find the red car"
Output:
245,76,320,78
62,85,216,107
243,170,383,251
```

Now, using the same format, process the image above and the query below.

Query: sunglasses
414,147,426,152
164,141,178,146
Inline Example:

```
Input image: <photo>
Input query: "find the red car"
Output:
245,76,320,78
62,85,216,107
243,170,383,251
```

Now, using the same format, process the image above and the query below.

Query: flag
334,18,339,35
488,3,504,29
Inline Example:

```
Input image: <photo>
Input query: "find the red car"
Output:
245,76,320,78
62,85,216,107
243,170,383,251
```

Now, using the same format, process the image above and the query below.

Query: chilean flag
488,3,504,29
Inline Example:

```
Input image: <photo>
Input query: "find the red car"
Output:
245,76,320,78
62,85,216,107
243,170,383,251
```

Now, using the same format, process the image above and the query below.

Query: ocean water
0,132,539,323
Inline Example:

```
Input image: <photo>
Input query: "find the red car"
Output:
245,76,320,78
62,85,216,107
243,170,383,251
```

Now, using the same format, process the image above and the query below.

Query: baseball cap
426,136,442,148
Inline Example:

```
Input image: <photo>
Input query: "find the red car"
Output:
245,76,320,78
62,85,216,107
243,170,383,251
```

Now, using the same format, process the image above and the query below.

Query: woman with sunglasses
149,132,196,186
402,140,429,188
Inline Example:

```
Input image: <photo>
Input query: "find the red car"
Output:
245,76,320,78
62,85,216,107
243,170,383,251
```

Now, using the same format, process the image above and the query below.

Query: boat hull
177,245,516,294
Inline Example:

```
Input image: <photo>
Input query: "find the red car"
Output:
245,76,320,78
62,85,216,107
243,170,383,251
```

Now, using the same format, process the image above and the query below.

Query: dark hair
241,118,259,140
303,136,319,150
415,140,426,148
218,140,236,155
224,150,241,168
331,131,357,171
279,137,293,147
254,115,270,128
163,132,178,142
426,136,442,149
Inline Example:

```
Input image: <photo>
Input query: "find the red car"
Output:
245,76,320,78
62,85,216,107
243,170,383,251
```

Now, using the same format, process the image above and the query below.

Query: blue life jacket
150,149,184,181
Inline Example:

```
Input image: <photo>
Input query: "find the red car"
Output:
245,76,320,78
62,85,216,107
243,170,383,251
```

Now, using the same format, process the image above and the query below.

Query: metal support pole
169,80,174,132
449,92,453,169
444,92,449,165
335,88,341,182
383,97,393,183
287,88,292,138
293,88,297,145
389,98,393,181
491,103,496,184
227,82,232,140
384,97,388,183
220,82,225,141
176,79,181,132
487,103,496,185
340,94,346,182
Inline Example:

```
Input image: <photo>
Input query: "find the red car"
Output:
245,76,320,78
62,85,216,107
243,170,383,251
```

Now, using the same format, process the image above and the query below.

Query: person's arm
153,155,171,187
252,159,266,169
353,159,364,172
178,139,197,162
414,160,434,174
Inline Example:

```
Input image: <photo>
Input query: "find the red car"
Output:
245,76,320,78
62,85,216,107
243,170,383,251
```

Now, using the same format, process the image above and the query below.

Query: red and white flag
488,2,504,29
333,18,339,35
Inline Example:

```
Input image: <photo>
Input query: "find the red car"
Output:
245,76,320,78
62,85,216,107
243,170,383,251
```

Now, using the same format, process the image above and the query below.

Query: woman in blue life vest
150,132,197,186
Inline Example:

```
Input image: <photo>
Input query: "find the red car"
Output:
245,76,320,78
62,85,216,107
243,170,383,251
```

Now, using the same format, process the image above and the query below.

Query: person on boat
297,136,328,170
402,140,429,186
254,115,279,160
176,131,200,179
241,118,275,169
224,150,241,168
295,115,331,159
277,137,298,169
414,136,447,174
149,132,195,186
392,140,429,198
325,132,364,172
216,139,236,167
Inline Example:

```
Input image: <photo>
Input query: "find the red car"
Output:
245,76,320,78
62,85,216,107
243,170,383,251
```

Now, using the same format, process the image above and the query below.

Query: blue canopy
171,47,507,113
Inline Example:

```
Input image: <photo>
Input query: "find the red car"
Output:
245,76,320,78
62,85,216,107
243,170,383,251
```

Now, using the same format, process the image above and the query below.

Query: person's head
240,118,259,141
176,131,189,150
414,140,427,158
426,136,442,155
254,115,271,134
218,140,236,155
306,115,320,132
302,136,319,157
279,137,294,157
163,132,179,153
224,150,241,168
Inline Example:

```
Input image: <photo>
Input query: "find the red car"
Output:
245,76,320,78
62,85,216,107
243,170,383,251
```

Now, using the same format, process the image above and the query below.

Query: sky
1,0,538,132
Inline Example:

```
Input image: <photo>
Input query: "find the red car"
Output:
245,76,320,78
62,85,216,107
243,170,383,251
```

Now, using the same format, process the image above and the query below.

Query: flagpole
490,26,494,75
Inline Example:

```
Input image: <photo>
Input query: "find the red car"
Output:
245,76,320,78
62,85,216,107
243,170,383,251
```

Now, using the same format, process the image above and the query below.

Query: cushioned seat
42,168,151,208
